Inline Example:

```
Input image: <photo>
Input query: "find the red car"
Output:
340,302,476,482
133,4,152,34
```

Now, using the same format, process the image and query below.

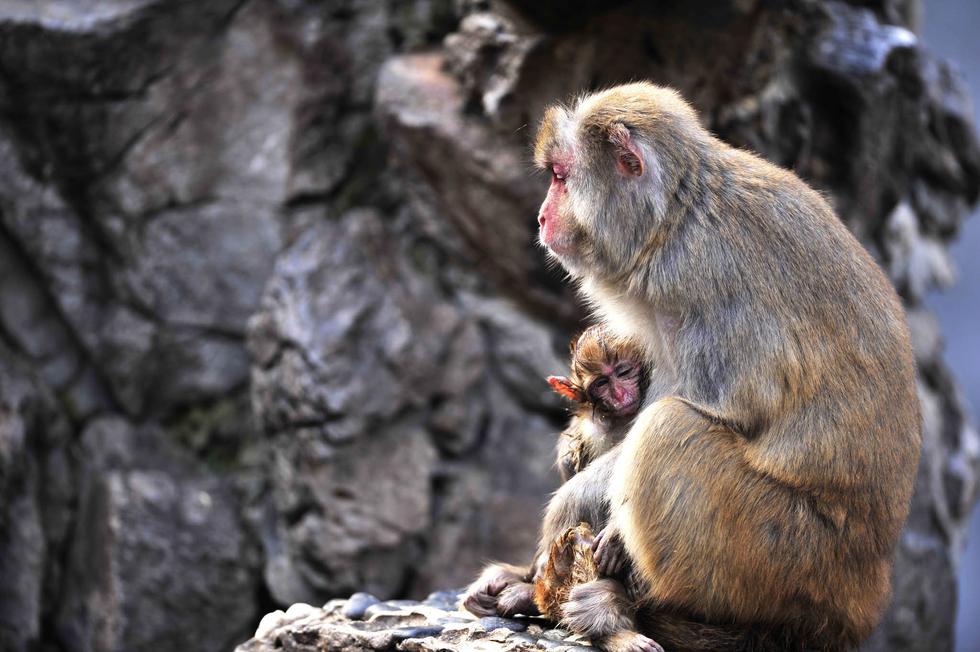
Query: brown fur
555,422,589,482
536,524,662,652
534,523,599,619
567,324,640,383
523,82,921,651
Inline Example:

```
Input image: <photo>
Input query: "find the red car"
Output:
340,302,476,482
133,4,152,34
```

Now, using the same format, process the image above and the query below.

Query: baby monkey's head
547,324,647,420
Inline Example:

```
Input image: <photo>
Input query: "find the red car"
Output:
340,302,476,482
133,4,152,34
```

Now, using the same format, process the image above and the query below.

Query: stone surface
235,591,599,652
0,1,978,651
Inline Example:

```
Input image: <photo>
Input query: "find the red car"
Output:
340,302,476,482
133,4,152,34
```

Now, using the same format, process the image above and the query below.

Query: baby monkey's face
583,359,643,419
547,324,646,420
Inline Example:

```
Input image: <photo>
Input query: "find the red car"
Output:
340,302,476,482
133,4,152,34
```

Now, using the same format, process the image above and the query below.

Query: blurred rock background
922,1,980,650
0,1,977,651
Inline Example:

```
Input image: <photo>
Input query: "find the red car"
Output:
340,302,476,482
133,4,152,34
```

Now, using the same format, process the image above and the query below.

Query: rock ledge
236,591,599,652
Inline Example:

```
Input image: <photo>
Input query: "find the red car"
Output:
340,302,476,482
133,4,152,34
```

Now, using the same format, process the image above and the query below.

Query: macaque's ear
609,123,644,177
548,376,586,402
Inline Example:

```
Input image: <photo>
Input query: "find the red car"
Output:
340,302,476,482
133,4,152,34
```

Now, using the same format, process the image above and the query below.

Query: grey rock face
53,416,258,652
0,1,978,651
247,208,560,603
0,347,48,652
0,0,282,419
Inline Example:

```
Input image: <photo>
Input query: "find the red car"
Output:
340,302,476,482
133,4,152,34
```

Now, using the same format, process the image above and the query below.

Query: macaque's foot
497,581,539,616
593,526,627,576
562,579,634,639
462,587,499,617
601,631,664,652
462,564,527,617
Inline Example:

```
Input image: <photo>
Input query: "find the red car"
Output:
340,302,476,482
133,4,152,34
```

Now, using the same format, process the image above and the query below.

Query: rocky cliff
0,1,977,651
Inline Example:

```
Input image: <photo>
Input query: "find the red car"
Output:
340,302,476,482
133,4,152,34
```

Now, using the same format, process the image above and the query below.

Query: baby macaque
462,326,646,626
547,324,647,483
547,324,648,577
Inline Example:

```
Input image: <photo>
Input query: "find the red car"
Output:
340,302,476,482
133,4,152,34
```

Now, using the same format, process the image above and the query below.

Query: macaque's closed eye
614,363,634,378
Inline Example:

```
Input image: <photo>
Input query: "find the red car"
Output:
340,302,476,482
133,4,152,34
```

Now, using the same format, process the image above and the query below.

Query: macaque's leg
497,581,538,617
562,580,661,652
537,448,618,559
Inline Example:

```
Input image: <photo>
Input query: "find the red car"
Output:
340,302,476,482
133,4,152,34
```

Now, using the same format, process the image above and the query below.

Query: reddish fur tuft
548,375,586,402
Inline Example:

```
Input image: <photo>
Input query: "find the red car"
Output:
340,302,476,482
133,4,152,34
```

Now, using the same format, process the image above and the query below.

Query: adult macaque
547,324,647,483
470,83,921,652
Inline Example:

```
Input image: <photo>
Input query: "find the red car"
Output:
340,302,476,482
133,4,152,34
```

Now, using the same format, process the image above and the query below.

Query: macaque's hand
592,525,626,576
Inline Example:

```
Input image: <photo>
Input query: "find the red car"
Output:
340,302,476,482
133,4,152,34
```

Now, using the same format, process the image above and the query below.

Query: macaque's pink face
535,116,643,270
537,160,575,255
588,360,642,418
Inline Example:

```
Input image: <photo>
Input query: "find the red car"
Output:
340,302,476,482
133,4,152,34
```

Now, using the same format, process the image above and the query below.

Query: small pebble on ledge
235,590,600,651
